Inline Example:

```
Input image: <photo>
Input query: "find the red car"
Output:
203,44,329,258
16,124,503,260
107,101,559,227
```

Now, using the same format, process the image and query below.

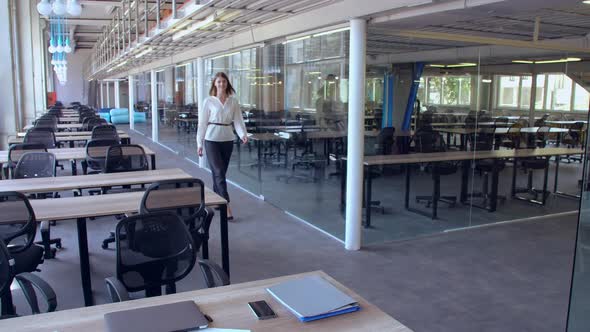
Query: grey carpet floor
6,127,578,332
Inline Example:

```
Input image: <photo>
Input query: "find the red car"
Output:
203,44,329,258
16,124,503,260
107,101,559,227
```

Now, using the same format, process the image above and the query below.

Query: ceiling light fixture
282,35,310,45
312,27,350,37
211,51,240,60
135,47,153,58
172,15,216,41
512,57,582,64
428,63,477,68
584,0,590,4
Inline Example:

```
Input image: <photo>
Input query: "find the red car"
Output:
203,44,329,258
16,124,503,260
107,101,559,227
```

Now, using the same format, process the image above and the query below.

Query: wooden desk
9,134,131,147
434,127,569,150
0,168,189,193
343,148,584,225
16,130,126,137
22,188,230,308
0,271,411,332
0,144,156,175
24,123,83,131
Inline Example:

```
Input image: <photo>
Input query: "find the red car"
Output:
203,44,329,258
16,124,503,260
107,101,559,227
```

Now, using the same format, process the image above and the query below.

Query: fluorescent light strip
282,35,310,45
312,27,350,37
428,63,476,68
172,15,216,41
211,52,240,60
512,57,582,64
135,47,153,59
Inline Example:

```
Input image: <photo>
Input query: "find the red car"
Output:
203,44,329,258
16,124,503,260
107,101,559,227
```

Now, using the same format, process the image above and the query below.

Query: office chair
91,124,120,142
13,152,63,258
500,122,523,149
2,143,46,179
33,118,57,132
560,122,585,163
0,192,57,317
466,127,507,208
99,145,149,248
512,126,551,205
81,139,119,175
104,211,198,301
533,114,549,127
87,118,108,131
23,128,58,149
412,129,458,213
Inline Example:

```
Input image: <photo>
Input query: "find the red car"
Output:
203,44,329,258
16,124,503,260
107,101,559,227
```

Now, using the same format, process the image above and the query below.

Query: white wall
54,48,91,104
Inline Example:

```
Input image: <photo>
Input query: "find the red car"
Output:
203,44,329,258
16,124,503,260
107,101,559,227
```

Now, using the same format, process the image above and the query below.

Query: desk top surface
360,147,584,166
434,127,570,135
16,130,126,137
24,124,83,130
0,144,155,163
0,271,411,332
9,134,130,144
0,168,190,193
28,187,227,221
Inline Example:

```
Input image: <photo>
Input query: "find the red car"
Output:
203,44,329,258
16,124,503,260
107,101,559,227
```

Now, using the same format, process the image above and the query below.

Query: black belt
208,122,231,126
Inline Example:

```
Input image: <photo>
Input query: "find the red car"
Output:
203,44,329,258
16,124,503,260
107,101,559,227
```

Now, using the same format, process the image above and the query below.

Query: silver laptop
104,300,209,332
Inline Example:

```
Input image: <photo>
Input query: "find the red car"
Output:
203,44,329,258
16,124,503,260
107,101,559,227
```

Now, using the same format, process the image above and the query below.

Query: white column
128,75,135,130
529,72,537,125
345,19,366,251
150,69,159,142
100,82,104,108
114,80,120,108
196,57,207,168
106,81,111,107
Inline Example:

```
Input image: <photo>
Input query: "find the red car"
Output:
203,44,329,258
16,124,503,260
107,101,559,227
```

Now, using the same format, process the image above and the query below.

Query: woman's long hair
209,72,236,96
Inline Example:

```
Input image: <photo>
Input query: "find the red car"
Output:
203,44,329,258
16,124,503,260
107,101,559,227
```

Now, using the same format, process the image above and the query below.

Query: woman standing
197,72,248,220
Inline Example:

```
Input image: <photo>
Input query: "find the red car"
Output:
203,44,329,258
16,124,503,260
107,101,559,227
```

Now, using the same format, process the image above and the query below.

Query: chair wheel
56,242,62,249
102,242,108,249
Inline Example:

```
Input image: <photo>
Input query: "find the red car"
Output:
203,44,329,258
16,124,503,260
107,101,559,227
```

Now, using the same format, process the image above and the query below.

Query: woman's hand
241,135,249,144
198,147,203,156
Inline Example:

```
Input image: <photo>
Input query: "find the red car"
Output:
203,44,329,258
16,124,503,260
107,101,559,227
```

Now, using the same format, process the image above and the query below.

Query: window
497,76,520,108
496,73,587,112
427,77,441,104
418,75,471,106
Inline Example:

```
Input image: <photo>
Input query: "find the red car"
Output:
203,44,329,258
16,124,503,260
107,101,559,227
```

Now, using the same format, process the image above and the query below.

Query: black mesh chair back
533,126,551,148
92,125,120,141
376,127,395,155
494,117,509,126
82,116,98,130
115,211,196,296
23,129,57,149
534,114,549,127
87,118,108,131
413,129,446,153
33,119,57,131
139,179,208,249
85,139,119,173
471,127,496,151
14,152,56,179
104,144,149,173
7,143,47,166
0,192,37,255
503,122,523,149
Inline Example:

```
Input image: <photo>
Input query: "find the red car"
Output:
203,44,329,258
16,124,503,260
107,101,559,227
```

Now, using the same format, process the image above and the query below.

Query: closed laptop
104,300,209,332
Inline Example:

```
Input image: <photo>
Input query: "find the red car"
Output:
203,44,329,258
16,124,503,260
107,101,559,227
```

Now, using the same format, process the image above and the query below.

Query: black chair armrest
14,272,57,314
198,259,230,288
105,277,130,302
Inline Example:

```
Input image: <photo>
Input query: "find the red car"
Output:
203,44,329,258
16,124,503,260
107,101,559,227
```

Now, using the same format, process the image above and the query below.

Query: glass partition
133,72,152,137
567,107,590,331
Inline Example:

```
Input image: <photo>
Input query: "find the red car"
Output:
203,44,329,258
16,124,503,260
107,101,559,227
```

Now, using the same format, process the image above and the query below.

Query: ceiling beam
382,29,590,53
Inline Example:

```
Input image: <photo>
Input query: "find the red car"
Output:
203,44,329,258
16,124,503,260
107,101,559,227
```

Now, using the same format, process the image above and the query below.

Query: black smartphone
248,300,277,320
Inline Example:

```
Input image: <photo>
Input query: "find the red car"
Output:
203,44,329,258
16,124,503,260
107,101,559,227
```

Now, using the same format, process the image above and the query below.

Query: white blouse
197,95,247,148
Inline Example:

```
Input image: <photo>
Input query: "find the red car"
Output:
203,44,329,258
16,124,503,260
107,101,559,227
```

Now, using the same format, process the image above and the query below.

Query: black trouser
205,140,234,202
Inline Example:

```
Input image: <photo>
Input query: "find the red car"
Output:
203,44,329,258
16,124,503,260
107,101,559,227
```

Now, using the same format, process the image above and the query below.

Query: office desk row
0,144,156,175
9,134,131,147
0,168,230,307
24,123,83,131
342,148,584,226
16,130,126,137
0,271,410,332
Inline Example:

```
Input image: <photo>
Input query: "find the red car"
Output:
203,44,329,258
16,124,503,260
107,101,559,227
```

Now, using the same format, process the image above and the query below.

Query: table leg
219,204,230,278
489,159,500,212
257,140,262,182
404,164,411,209
460,160,469,203
151,154,156,170
340,160,346,210
365,166,372,228
70,159,77,176
76,217,93,306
